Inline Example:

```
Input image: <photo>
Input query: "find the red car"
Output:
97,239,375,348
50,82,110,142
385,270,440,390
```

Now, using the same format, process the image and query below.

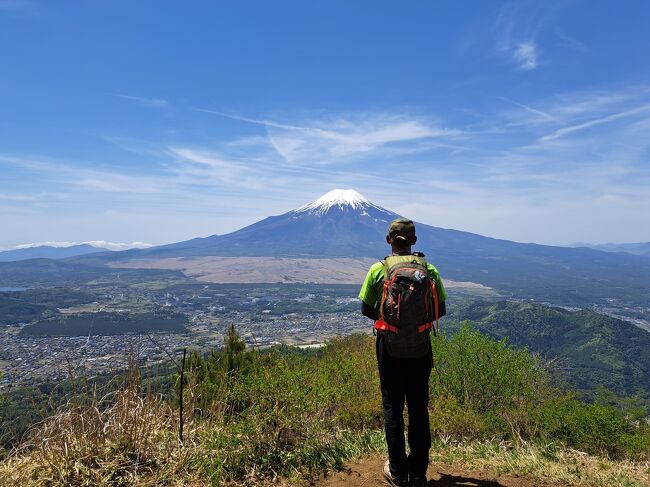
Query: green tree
0,372,4,422
224,323,246,378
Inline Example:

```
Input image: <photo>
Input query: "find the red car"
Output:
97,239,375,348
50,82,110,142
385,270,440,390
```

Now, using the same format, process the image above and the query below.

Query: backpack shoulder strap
380,258,388,277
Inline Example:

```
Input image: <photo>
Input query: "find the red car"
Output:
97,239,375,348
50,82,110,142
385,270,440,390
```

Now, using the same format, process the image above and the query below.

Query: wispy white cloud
166,146,263,187
12,241,152,251
199,110,459,164
0,193,36,202
552,91,638,116
555,29,588,52
110,93,169,109
0,142,364,207
493,3,591,72
84,240,152,250
539,103,650,142
500,96,561,123
168,147,246,170
378,85,650,242
196,108,304,131
493,2,547,71
226,135,273,148
512,41,538,70
0,154,175,195
267,118,450,163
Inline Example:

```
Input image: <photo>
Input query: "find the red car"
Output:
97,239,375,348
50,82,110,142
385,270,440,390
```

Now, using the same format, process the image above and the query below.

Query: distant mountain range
3,189,650,308
67,189,650,307
0,244,109,262
572,242,650,257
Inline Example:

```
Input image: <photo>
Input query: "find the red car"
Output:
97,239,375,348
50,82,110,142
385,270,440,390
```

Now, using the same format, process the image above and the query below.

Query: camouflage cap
388,217,416,242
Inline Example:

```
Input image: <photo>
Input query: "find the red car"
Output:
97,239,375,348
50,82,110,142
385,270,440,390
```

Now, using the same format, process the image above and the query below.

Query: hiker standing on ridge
358,218,447,487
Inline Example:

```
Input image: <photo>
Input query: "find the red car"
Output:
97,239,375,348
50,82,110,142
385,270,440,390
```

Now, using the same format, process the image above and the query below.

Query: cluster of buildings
0,284,369,387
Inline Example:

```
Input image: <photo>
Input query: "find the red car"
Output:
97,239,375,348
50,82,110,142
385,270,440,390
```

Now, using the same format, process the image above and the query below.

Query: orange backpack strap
431,280,440,336
418,322,433,333
379,279,390,320
376,319,433,334
374,318,399,333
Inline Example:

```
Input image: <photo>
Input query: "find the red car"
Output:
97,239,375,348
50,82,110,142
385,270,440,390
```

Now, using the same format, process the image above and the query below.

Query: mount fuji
63,189,650,307
132,189,398,258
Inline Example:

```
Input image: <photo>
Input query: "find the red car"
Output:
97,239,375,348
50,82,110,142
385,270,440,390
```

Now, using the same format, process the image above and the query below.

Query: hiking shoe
409,476,427,487
383,460,408,487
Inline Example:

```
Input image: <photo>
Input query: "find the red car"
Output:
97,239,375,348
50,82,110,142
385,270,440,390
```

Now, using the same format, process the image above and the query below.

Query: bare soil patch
311,455,559,487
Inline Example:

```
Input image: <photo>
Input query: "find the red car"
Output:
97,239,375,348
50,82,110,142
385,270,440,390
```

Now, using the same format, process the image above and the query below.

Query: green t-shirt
358,257,447,309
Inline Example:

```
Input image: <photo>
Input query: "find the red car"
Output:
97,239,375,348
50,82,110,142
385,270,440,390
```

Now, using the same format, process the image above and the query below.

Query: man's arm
358,263,382,321
426,263,447,319
361,301,379,321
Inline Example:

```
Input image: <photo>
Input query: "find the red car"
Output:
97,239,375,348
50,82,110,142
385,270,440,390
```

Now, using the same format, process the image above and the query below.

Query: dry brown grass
430,439,650,487
0,363,206,487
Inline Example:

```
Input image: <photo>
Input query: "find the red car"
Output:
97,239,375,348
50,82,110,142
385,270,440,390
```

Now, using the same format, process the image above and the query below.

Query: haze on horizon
1,1,649,249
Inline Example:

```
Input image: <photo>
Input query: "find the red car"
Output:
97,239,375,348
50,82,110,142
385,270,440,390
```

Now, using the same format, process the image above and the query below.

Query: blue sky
1,0,649,249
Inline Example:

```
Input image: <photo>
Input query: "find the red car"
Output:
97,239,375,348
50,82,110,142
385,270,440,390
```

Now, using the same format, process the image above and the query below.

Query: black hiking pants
376,333,432,479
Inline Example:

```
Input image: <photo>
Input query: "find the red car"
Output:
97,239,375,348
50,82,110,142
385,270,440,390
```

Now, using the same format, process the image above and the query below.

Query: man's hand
361,301,379,320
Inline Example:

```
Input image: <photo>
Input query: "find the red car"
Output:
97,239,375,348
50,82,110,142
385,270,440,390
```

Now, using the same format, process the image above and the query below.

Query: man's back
358,217,447,487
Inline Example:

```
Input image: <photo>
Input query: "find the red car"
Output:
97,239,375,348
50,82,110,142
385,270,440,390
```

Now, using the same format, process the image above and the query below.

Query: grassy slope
0,330,648,486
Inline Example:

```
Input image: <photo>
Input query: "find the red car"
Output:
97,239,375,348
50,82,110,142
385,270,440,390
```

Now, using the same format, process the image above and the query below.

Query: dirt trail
313,455,551,487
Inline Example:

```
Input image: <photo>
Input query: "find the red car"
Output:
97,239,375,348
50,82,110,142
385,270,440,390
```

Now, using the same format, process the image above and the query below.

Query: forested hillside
447,299,650,398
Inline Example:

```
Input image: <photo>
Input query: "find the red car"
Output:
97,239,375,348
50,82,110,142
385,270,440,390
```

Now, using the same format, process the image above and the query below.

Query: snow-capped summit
295,189,373,215
128,188,399,258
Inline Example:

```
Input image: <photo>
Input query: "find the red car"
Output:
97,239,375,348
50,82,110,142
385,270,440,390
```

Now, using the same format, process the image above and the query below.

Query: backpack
374,252,440,358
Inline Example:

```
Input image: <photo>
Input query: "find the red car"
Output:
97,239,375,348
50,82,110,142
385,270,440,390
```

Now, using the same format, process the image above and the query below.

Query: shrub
534,396,649,459
619,426,650,461
430,323,555,440
186,332,384,483
429,393,488,438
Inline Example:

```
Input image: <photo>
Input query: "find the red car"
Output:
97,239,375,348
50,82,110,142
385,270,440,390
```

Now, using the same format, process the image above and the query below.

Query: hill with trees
446,299,650,399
